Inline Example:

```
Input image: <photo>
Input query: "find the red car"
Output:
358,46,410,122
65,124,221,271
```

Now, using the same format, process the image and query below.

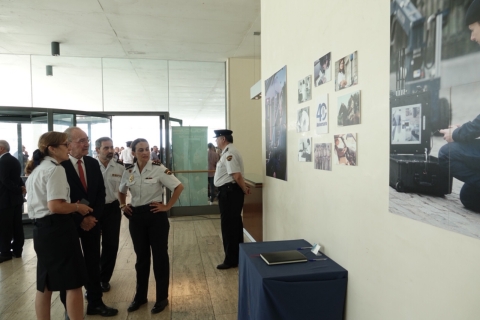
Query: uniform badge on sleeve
164,169,172,175
227,155,233,161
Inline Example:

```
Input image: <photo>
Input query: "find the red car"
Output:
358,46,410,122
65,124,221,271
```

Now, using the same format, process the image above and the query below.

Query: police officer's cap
213,129,233,138
466,0,480,26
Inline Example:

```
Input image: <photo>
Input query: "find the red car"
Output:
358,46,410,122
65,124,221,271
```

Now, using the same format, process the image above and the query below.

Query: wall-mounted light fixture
51,42,60,56
46,65,53,76
250,32,261,100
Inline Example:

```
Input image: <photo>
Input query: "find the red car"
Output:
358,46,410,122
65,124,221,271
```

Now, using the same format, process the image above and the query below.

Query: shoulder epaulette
125,164,135,170
164,168,172,175
50,160,60,166
116,159,123,165
152,160,162,166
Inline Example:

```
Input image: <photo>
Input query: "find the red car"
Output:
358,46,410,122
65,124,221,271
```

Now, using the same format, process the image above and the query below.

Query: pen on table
297,246,312,250
308,258,327,262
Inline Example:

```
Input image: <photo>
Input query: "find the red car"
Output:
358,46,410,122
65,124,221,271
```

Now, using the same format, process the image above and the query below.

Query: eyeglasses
72,138,89,145
50,143,68,148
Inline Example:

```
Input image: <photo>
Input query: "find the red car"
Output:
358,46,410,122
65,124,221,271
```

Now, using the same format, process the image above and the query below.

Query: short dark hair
95,137,112,149
126,141,133,147
224,135,233,143
131,138,148,152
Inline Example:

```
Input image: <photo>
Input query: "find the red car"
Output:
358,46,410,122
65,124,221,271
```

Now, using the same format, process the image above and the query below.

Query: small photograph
314,52,331,87
333,133,357,166
297,106,310,132
298,75,312,103
316,94,328,134
335,51,358,91
298,137,312,162
314,143,332,171
337,90,361,126
391,104,422,144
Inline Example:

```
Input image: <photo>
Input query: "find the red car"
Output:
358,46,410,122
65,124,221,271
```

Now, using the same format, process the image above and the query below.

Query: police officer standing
213,130,250,270
119,138,184,314
95,137,125,292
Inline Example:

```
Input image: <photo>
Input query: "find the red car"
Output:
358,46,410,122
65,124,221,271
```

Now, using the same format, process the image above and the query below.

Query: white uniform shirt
119,161,181,207
26,156,70,219
120,147,134,164
98,158,125,204
214,143,245,187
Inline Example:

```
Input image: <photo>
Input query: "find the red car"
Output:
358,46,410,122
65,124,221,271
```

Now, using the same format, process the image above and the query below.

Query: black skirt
33,214,87,292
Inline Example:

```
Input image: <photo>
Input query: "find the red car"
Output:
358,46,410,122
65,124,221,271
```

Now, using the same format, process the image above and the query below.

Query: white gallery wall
261,0,480,319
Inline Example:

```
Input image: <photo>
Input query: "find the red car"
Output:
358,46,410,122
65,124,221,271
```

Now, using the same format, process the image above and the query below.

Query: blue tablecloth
238,239,348,320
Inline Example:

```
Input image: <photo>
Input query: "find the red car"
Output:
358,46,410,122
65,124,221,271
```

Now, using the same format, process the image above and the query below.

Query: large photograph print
389,0,480,240
265,66,287,181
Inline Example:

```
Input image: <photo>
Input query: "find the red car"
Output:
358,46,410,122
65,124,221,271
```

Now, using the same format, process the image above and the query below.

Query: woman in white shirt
25,131,92,320
337,58,347,90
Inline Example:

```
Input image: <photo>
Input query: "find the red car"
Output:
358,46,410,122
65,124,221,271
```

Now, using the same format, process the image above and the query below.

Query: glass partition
53,113,74,132
76,115,111,156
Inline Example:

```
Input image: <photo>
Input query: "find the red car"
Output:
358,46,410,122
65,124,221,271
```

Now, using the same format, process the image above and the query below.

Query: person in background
113,147,120,161
60,127,117,318
213,130,250,270
120,141,134,167
25,131,93,320
0,140,26,263
119,138,184,314
208,143,220,204
150,145,160,161
438,0,480,212
95,137,125,293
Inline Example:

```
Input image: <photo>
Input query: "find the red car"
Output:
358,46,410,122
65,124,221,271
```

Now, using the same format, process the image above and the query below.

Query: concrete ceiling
0,0,261,128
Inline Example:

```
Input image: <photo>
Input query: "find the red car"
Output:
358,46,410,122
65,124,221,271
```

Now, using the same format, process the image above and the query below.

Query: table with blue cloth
238,239,348,320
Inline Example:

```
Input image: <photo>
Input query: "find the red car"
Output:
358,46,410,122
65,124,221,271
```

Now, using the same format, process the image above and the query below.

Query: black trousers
99,200,121,283
218,183,244,266
60,223,103,307
0,203,24,257
129,204,170,302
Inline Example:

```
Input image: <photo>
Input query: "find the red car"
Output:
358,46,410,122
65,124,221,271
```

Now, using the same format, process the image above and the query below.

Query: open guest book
260,250,308,265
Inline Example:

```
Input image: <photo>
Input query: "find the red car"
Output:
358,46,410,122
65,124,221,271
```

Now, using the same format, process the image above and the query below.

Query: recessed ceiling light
127,51,146,55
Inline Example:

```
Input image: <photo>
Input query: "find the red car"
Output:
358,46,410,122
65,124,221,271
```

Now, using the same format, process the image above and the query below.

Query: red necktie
77,159,88,192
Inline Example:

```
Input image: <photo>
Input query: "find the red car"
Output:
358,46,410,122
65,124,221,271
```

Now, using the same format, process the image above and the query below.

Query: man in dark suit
0,140,25,263
60,128,118,318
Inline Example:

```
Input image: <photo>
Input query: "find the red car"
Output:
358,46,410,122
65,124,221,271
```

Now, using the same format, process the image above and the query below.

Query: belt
131,202,164,214
218,183,240,191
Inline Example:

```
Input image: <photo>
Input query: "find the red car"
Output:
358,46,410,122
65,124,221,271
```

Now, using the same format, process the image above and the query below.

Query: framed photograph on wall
316,94,328,134
297,75,312,103
314,52,331,87
314,143,332,171
337,90,361,126
298,137,312,162
335,51,358,91
265,66,287,181
333,133,357,166
297,106,310,132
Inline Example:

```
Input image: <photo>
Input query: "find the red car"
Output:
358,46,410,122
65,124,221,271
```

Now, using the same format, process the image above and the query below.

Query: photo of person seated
315,53,331,86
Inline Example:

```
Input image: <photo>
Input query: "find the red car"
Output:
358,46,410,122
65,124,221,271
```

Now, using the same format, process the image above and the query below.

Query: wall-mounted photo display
265,66,287,181
298,137,312,162
316,94,328,134
314,143,332,171
333,133,357,166
314,52,332,87
297,106,310,132
297,75,312,103
337,90,361,127
335,51,358,91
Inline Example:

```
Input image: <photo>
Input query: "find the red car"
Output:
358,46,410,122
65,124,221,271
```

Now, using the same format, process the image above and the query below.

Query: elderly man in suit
59,128,118,318
0,140,25,263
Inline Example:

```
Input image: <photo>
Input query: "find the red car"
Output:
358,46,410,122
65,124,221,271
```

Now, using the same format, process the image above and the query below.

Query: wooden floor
0,214,246,320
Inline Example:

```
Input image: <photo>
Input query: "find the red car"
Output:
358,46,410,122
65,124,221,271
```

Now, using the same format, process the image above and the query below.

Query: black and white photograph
333,133,357,166
297,106,310,132
335,51,358,91
298,137,312,162
265,66,287,181
314,52,331,87
314,143,332,171
389,0,480,240
297,75,312,103
337,90,361,126
316,94,328,134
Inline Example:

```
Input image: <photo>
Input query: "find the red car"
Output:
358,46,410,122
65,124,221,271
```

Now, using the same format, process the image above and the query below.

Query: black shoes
127,299,148,312
0,255,12,263
86,303,118,317
151,299,168,314
216,263,238,270
100,282,111,292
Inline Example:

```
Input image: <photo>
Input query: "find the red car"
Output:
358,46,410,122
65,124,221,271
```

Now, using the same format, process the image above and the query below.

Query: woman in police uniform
118,138,184,314
25,131,93,320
